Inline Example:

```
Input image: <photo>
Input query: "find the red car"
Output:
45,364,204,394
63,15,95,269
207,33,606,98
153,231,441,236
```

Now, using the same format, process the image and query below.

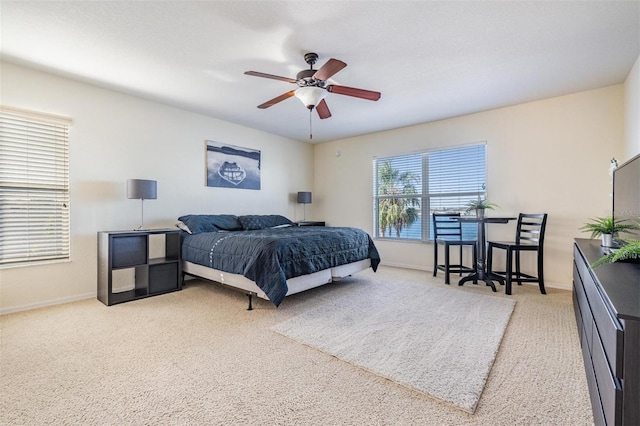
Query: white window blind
373,143,486,241
0,107,71,265
428,144,487,213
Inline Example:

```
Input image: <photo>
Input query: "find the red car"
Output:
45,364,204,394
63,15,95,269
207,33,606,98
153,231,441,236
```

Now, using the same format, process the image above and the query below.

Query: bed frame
182,258,371,310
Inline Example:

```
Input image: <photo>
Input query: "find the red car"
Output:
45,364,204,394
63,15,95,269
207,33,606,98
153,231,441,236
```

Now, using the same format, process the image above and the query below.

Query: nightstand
97,229,181,306
296,221,325,226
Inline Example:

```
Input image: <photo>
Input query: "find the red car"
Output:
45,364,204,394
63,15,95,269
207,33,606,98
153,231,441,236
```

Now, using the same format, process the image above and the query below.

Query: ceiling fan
245,52,381,138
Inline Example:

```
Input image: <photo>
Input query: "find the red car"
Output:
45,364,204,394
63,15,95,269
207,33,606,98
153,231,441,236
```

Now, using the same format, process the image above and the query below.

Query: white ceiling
1,1,639,143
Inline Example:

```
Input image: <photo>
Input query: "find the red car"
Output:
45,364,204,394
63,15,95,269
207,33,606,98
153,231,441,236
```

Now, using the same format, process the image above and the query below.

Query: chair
432,213,477,285
486,213,548,295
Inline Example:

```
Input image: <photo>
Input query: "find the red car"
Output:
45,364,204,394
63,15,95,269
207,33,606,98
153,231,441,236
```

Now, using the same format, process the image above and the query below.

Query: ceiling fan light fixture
245,53,380,140
294,86,327,109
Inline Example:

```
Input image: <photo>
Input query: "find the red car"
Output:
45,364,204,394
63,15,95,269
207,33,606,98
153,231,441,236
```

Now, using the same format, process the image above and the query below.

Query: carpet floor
0,266,593,425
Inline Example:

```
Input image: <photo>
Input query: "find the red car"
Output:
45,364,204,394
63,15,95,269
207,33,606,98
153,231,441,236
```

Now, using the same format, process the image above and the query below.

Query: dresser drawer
573,288,583,343
583,349,606,426
574,263,594,353
574,244,591,288
582,269,624,378
592,329,623,426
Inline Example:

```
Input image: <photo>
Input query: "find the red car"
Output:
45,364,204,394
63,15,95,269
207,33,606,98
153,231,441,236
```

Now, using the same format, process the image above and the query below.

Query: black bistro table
454,216,516,291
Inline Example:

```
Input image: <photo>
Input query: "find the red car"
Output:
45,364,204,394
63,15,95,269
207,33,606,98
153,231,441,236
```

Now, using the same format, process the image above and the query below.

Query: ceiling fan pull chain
309,108,313,140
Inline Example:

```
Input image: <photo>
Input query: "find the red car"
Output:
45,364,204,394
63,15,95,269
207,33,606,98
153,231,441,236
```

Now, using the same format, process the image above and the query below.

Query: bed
177,214,381,308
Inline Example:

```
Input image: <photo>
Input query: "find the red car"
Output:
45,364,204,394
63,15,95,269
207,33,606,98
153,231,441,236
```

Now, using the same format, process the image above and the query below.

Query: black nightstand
97,229,181,306
296,221,325,226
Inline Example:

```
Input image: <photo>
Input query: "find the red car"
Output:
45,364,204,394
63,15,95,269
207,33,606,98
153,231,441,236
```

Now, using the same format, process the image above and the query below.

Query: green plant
377,161,420,237
579,216,640,239
464,198,498,213
591,239,640,267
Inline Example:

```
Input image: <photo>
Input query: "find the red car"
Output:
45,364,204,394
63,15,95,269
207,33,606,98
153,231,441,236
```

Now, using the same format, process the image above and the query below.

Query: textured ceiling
1,1,639,143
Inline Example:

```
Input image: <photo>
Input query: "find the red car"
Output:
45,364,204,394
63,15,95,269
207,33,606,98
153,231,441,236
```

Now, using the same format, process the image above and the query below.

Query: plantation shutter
0,107,71,265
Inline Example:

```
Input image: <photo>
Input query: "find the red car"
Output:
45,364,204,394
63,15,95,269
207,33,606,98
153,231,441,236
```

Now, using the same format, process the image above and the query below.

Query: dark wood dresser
573,239,640,426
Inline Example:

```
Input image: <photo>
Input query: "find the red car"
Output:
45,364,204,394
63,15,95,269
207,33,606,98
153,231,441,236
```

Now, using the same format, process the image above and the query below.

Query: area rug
270,280,516,413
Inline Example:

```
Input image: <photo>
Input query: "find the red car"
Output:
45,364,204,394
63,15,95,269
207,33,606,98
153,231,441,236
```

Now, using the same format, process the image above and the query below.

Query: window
0,107,71,266
373,143,486,241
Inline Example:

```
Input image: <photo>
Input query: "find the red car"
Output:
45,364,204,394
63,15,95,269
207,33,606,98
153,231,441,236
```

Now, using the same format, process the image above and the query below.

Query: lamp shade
127,179,157,200
294,87,327,108
297,191,312,204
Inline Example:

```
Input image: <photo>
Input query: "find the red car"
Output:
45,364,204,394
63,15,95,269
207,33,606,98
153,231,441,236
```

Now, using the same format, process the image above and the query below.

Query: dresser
573,239,640,426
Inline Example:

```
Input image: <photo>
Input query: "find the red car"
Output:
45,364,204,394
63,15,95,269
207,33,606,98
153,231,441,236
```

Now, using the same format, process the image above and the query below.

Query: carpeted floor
0,266,593,425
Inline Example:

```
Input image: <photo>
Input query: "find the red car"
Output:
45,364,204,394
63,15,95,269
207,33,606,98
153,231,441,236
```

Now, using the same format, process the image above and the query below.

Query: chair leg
515,249,522,286
488,246,506,287
505,248,513,295
472,244,478,284
433,244,438,277
444,245,451,285
538,250,546,294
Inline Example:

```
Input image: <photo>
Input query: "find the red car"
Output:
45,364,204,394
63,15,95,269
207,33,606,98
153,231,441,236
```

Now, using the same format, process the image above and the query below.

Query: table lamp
297,191,312,221
127,179,157,230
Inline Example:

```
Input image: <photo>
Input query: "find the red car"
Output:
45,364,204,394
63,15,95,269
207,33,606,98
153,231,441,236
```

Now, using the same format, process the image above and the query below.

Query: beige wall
0,62,313,313
313,85,626,290
624,55,640,159
2,54,637,312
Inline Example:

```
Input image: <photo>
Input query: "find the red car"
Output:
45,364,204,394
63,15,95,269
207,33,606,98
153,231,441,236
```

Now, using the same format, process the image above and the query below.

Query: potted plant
591,239,640,267
464,198,498,218
579,216,640,247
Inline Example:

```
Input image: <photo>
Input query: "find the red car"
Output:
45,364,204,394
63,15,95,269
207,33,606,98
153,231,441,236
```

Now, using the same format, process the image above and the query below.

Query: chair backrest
515,213,548,246
432,213,463,241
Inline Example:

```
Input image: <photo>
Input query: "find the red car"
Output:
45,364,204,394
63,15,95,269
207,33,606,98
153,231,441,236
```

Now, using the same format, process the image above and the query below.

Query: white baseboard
0,292,95,315
380,261,432,272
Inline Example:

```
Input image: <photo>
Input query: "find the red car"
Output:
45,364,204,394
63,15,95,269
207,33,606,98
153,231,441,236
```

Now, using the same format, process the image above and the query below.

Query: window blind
373,143,486,241
428,144,487,212
0,107,71,265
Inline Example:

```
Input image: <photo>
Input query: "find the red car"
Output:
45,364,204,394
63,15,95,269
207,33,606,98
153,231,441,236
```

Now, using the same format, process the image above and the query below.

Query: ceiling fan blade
244,71,297,84
257,91,295,109
313,59,347,81
316,99,331,119
327,85,381,101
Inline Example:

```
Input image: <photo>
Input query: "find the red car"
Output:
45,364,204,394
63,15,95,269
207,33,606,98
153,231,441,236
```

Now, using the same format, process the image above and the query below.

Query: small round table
454,216,516,291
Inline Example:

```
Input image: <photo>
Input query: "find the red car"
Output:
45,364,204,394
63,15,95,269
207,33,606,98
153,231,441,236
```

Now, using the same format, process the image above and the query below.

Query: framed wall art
206,141,261,190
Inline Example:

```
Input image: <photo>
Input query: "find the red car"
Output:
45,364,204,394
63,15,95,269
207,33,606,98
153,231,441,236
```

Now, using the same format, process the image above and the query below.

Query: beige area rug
270,280,516,413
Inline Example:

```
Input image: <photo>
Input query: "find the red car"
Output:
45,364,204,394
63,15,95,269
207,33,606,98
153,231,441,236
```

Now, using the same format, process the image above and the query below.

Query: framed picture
206,141,261,190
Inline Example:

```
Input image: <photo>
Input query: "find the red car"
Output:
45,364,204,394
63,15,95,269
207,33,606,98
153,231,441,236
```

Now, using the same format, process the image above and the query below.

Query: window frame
373,142,487,242
0,106,72,267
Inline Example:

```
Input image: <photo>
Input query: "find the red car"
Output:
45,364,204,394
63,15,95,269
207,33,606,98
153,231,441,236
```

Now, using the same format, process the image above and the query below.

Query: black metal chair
432,213,477,285
486,213,548,295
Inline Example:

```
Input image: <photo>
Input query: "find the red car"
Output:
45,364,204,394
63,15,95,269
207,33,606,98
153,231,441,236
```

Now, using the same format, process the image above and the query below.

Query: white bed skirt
182,259,371,301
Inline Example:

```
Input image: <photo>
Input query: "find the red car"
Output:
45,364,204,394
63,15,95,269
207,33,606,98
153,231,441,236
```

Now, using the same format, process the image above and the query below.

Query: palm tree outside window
373,143,487,241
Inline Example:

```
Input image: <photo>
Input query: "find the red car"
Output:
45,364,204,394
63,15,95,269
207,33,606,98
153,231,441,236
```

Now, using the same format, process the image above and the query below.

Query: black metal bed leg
247,294,253,311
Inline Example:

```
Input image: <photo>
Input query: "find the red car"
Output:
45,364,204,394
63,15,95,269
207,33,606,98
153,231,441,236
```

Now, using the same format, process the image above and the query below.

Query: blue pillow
177,215,243,234
238,215,293,230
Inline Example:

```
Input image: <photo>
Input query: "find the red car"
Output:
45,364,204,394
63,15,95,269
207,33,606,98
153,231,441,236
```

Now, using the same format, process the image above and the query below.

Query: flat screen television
613,153,640,241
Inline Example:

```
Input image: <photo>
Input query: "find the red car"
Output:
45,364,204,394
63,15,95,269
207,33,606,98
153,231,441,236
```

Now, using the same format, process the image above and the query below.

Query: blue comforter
182,226,380,306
